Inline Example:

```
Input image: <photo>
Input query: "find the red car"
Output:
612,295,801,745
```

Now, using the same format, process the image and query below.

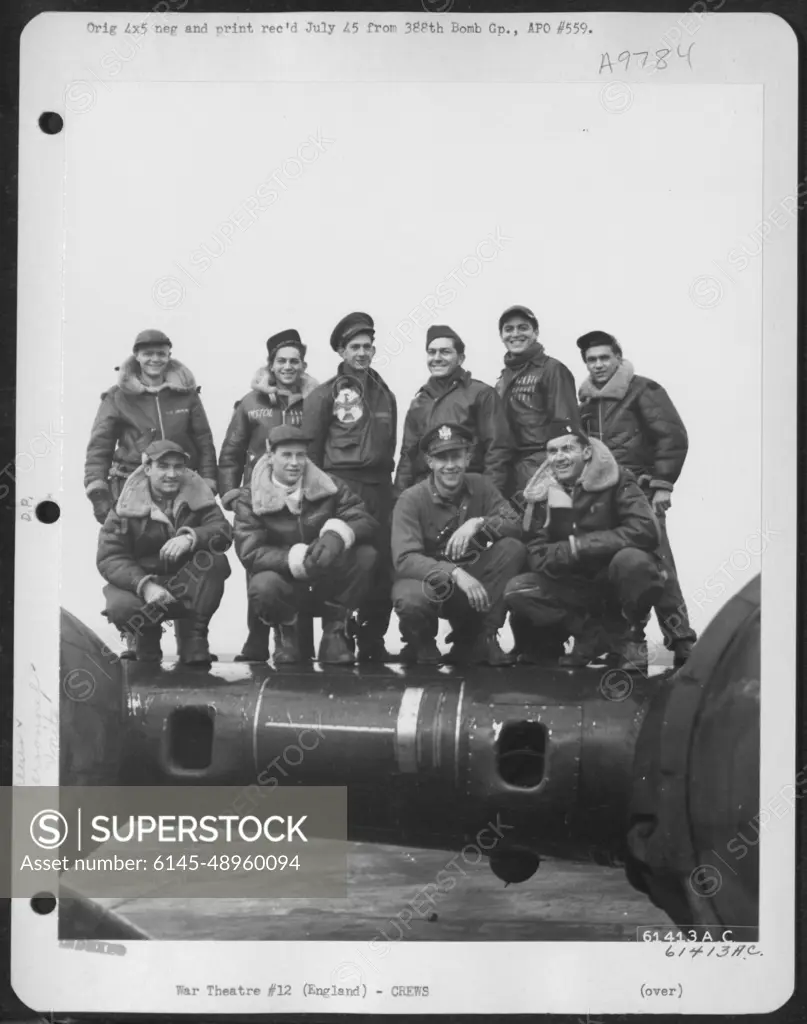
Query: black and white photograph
12,5,797,1015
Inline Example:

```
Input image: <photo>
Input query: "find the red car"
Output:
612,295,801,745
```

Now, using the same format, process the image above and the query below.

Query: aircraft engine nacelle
58,576,760,932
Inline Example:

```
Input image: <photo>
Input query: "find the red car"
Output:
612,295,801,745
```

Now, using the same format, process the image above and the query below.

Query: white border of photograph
12,9,797,1014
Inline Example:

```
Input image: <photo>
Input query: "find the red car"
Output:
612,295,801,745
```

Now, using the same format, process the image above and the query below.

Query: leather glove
89,487,113,524
303,532,345,577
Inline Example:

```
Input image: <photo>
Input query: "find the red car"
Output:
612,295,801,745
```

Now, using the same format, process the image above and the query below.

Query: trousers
393,537,526,638
505,547,664,635
248,544,377,624
652,510,697,647
330,473,393,640
103,552,231,635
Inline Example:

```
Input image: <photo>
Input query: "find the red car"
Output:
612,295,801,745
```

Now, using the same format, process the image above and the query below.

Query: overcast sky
61,80,762,655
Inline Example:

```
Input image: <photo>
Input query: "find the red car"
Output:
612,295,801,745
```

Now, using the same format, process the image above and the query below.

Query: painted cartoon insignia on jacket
334,387,363,424
438,425,452,440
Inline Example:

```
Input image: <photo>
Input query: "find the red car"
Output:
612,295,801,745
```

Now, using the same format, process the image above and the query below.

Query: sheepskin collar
250,367,318,403
115,465,215,518
250,455,337,515
116,356,197,395
523,437,620,500
578,359,635,402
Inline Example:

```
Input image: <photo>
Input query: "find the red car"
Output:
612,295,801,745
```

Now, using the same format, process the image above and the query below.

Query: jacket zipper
155,394,166,439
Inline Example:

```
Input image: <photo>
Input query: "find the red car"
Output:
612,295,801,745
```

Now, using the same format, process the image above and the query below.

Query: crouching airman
233,425,378,665
218,327,318,662
96,440,232,667
391,423,526,666
504,421,666,672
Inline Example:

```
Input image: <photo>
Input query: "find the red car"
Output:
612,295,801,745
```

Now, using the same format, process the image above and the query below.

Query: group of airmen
85,304,695,672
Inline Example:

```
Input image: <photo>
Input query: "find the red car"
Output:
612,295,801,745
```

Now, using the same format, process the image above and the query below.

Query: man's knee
208,552,231,581
350,543,377,574
247,570,293,621
103,585,143,627
173,551,231,592
392,579,435,617
492,536,527,569
248,570,287,603
609,547,660,584
608,549,664,613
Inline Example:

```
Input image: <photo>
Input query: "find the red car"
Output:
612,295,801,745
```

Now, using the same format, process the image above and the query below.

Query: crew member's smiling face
427,447,470,492
270,443,308,486
427,339,463,379
500,316,537,354
271,345,305,387
135,344,171,379
339,334,375,372
547,436,590,484
145,453,186,497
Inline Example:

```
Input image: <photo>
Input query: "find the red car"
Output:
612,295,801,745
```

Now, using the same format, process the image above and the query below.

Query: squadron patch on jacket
334,386,364,424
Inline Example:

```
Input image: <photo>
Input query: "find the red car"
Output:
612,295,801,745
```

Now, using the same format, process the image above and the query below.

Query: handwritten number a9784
599,48,676,74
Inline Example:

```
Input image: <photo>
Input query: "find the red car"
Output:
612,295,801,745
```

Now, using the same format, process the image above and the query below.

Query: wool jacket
392,473,522,582
495,342,579,458
512,439,660,575
394,367,513,495
233,456,378,579
96,467,232,596
302,365,397,482
217,368,319,506
577,360,688,490
84,357,217,495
